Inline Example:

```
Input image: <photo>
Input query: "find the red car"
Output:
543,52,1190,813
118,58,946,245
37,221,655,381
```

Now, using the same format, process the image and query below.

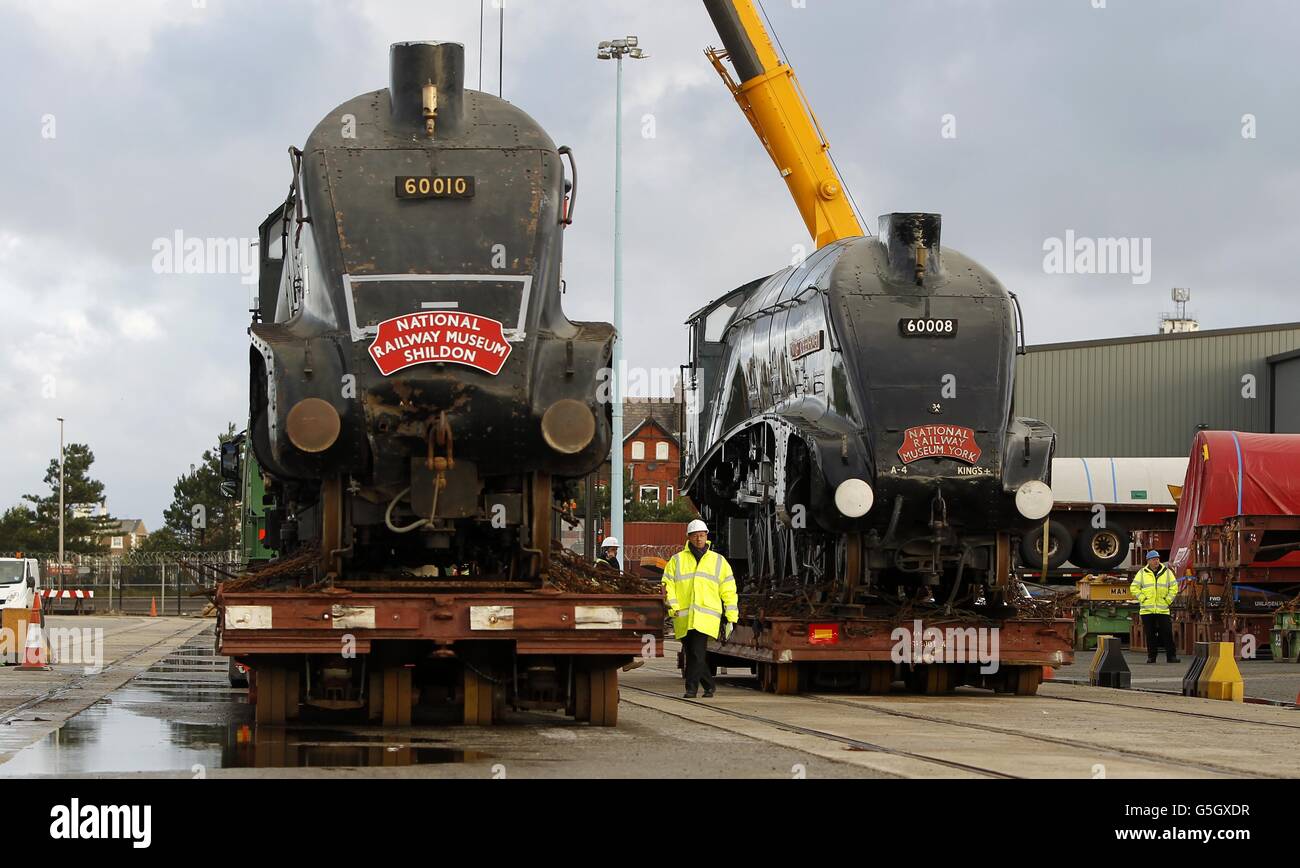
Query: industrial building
1014,322,1300,457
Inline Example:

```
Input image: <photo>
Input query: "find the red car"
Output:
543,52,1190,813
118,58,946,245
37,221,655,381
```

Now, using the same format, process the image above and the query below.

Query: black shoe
683,691,697,699
702,689,715,698
1167,658,1181,664
1146,658,1158,664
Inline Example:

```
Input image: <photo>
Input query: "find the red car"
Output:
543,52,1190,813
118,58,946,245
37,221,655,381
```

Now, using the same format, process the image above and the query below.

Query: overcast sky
1,0,1297,530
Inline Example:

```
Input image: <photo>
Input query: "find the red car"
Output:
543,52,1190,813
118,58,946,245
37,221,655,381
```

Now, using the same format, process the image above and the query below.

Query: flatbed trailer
218,586,664,727
695,611,1074,696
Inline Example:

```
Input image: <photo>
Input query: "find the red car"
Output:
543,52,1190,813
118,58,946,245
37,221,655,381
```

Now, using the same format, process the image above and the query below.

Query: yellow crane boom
703,0,863,248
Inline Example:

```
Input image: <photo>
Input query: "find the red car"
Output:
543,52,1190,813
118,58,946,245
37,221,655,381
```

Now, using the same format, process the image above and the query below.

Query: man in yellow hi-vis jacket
661,519,739,698
1130,550,1181,664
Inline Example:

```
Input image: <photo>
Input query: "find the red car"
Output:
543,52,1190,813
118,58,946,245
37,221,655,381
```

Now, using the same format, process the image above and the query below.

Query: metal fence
26,551,240,616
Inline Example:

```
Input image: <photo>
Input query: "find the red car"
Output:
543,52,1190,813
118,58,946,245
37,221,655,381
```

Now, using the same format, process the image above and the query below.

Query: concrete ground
1,620,1296,779
0,616,209,762
1051,649,1300,704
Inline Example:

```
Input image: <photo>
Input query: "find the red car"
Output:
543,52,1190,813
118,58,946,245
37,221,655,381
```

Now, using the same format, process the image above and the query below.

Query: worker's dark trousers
1141,613,1178,661
682,630,715,695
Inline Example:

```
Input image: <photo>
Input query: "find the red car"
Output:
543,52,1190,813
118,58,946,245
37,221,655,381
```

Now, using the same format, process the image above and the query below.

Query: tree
0,505,39,554
158,425,240,551
20,443,116,554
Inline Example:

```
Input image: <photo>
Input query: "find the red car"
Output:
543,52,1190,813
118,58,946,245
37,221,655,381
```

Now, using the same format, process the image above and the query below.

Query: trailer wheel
762,662,799,695
382,667,413,727
1073,522,1129,571
587,668,619,727
857,662,893,694
905,665,954,695
1003,666,1042,696
1019,523,1073,571
573,670,592,722
253,666,299,726
463,666,493,726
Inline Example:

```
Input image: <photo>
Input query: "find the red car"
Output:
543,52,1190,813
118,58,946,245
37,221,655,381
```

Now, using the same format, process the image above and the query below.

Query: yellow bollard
1196,641,1244,702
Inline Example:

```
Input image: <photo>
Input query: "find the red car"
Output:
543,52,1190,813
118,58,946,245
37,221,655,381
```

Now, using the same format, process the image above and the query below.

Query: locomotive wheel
320,476,344,576
1073,522,1129,571
254,665,299,726
573,670,592,722
1019,523,1073,571
587,668,619,726
463,666,494,726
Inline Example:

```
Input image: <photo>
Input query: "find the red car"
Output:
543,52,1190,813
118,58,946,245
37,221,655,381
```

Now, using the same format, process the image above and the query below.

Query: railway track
620,683,1021,778
626,655,1295,778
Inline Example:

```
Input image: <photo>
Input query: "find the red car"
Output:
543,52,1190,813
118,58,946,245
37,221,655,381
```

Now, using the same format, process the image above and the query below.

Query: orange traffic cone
150,597,157,617
17,595,50,671
1042,666,1055,682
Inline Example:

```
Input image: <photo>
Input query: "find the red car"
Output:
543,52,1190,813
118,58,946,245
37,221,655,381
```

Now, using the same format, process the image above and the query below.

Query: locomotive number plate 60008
899,318,958,337
395,176,476,199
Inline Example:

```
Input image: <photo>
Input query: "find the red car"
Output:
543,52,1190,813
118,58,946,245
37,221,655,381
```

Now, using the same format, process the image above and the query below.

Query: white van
0,558,40,610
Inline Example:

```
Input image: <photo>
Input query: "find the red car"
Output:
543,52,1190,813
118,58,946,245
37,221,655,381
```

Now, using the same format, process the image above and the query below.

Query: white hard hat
687,519,709,535
601,537,619,548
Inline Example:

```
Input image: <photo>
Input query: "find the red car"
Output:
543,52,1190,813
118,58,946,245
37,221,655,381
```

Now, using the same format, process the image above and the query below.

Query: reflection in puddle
0,640,489,775
225,726,486,769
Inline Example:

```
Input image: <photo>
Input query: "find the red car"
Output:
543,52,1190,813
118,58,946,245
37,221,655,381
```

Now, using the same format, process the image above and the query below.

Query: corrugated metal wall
1013,325,1300,457
1274,356,1300,434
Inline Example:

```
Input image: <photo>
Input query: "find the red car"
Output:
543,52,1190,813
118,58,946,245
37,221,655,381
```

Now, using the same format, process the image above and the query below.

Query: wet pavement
0,626,870,779
0,631,487,775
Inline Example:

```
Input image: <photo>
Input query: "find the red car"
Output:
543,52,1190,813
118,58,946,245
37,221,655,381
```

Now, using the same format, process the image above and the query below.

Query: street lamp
597,35,648,554
57,417,65,583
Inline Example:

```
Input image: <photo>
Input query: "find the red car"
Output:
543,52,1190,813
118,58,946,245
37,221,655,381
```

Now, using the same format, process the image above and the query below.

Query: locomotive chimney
879,212,943,286
389,41,466,138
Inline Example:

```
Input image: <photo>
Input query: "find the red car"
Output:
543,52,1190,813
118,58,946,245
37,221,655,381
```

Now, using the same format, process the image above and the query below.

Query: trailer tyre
1073,521,1129,571
1019,523,1073,570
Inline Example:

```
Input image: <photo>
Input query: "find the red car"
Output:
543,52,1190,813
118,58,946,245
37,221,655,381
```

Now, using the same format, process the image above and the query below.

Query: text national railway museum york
897,424,982,465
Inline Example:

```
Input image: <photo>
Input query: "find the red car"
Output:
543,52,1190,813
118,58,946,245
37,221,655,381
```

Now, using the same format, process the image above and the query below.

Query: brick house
596,398,690,508
104,519,148,553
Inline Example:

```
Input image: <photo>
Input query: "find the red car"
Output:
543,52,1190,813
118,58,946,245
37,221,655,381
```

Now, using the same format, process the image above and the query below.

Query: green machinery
220,432,276,567
1271,611,1300,663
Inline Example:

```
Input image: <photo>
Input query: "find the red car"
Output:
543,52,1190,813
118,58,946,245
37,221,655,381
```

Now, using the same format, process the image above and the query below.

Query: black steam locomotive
683,213,1057,604
245,41,610,579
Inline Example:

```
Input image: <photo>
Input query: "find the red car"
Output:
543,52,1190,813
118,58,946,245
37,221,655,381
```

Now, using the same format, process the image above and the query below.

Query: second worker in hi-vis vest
661,520,739,698
1130,550,1181,664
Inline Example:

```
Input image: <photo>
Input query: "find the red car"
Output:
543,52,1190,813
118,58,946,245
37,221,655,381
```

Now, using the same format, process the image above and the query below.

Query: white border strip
342,273,533,344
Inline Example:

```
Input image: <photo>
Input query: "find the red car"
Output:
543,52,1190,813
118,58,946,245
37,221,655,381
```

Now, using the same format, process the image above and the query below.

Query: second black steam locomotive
683,213,1058,604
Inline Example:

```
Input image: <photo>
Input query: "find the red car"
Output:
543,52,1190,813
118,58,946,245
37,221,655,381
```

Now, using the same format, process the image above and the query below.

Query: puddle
0,638,489,775
0,687,488,774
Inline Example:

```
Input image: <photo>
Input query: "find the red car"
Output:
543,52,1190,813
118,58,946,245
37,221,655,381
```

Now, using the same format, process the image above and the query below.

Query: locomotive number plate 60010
395,176,476,199
899,318,958,337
